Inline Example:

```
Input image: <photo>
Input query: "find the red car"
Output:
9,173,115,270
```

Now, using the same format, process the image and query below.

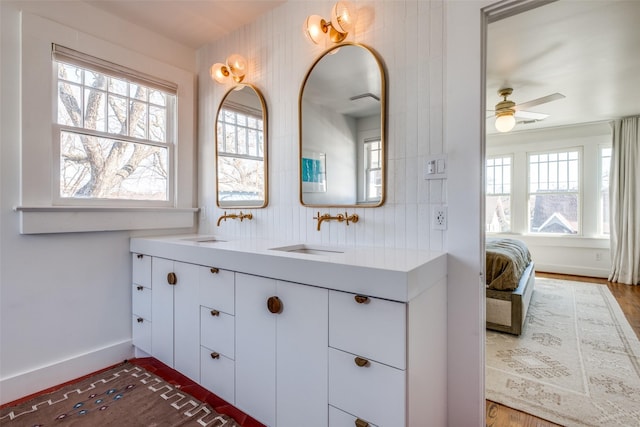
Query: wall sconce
210,54,247,84
304,1,357,44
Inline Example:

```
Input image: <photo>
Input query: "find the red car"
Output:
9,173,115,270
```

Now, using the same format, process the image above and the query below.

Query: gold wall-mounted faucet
313,211,359,231
217,211,253,227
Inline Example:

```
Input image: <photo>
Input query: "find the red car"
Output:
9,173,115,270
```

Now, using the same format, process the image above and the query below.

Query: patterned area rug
0,362,240,426
486,278,640,426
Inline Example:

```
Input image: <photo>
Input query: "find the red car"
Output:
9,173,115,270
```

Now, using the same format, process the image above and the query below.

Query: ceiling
486,0,640,134
85,0,285,49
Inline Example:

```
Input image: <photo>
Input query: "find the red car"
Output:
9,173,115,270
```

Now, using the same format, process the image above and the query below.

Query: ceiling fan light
495,113,516,132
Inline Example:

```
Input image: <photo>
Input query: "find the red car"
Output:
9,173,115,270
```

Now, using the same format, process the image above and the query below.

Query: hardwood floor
486,272,640,427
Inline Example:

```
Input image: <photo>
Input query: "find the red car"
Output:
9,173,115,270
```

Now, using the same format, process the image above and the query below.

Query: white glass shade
210,63,229,84
226,54,247,78
305,15,326,44
331,1,357,34
495,114,516,132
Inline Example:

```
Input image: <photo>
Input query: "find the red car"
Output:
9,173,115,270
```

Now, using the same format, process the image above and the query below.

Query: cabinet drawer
329,405,379,427
329,348,405,427
200,346,235,405
132,284,152,320
132,315,152,354
200,306,234,359
132,253,151,288
199,266,234,315
329,290,406,369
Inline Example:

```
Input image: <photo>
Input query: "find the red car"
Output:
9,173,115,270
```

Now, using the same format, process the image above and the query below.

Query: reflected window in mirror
216,84,268,208
299,43,386,207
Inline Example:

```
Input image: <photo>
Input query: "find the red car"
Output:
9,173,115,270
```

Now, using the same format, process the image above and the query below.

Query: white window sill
15,206,198,234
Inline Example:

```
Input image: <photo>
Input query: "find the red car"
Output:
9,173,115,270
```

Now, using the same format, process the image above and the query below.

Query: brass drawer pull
267,296,282,314
210,267,219,274
355,419,369,427
137,317,144,323
167,272,177,285
136,285,144,291
354,356,369,367
354,295,369,304
136,254,143,259
210,352,220,359
210,310,220,317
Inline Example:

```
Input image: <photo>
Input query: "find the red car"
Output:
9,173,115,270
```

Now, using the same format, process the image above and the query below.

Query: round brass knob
167,272,177,285
267,296,282,314
354,295,369,304
355,419,369,427
210,352,220,359
354,356,369,367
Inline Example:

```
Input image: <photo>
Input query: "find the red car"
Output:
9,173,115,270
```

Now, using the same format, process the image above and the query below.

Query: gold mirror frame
215,84,269,208
298,42,387,208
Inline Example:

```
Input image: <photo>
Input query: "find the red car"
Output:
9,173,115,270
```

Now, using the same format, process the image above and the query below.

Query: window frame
16,13,197,234
363,138,382,203
526,147,582,235
598,144,612,236
485,154,513,233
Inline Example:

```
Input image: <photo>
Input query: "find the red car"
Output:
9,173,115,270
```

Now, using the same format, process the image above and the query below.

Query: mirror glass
299,43,386,207
216,84,268,208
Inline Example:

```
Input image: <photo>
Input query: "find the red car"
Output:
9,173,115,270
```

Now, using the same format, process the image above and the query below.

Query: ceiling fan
490,87,565,132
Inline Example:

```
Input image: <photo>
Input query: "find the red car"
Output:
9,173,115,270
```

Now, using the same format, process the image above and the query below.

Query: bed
485,238,535,335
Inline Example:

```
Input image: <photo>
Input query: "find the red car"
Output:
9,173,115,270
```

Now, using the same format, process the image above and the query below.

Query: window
486,156,512,232
364,139,382,201
600,146,612,235
216,105,265,205
54,45,176,205
528,150,580,234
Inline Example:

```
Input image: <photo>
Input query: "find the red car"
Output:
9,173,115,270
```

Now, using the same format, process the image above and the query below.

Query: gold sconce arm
217,211,253,227
313,211,359,231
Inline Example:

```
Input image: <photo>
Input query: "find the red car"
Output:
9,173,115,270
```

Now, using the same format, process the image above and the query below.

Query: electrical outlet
432,206,447,230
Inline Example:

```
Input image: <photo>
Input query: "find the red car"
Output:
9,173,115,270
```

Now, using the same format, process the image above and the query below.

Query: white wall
197,1,483,425
0,1,196,404
197,0,447,251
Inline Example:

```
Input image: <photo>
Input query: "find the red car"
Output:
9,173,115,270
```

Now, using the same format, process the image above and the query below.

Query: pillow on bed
486,238,532,291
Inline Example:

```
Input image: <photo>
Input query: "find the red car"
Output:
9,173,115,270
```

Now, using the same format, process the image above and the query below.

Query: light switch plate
424,155,447,180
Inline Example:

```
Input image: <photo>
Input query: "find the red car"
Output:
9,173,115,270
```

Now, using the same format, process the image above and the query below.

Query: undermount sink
269,244,345,256
181,236,227,243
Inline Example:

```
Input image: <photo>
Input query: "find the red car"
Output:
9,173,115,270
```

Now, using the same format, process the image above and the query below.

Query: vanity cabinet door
235,274,277,426
151,258,200,382
235,274,328,427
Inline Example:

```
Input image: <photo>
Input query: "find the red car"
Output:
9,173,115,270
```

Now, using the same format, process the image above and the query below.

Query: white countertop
130,234,447,302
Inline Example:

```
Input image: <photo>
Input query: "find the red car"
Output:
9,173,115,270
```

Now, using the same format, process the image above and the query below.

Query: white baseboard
535,263,609,279
0,340,134,405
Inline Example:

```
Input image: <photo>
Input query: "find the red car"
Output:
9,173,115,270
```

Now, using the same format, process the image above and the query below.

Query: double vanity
130,235,447,427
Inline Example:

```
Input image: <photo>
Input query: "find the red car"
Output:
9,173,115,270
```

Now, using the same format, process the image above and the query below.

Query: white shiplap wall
197,0,447,251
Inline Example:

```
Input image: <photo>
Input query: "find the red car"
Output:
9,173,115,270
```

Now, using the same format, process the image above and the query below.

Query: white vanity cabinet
199,266,236,404
329,291,407,426
130,236,447,427
151,258,200,382
235,273,329,427
131,253,152,355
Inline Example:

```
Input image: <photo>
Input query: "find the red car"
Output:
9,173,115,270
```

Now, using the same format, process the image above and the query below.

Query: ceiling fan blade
514,110,549,120
515,93,565,110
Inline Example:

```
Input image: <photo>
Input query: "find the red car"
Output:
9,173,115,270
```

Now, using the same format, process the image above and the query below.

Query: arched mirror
299,43,386,207
216,84,268,208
